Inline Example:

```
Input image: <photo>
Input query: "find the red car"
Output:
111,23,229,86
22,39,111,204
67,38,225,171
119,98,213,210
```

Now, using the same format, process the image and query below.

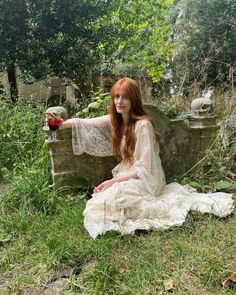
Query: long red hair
109,77,160,164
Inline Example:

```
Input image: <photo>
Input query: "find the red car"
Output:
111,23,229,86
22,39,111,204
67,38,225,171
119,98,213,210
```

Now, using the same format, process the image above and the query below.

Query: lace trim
72,125,113,156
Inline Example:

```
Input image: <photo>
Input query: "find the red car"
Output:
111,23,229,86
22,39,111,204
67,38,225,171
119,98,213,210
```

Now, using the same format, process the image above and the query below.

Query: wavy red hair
109,77,160,164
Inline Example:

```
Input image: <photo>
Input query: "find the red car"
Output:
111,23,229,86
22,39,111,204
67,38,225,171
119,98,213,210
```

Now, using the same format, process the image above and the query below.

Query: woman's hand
45,112,64,128
93,179,115,193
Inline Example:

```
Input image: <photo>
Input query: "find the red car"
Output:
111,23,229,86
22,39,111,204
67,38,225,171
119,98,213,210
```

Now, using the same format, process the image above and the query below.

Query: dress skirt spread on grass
72,115,234,239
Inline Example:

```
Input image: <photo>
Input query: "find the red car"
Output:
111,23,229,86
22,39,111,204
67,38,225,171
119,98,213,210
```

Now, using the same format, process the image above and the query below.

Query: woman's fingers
93,180,113,193
93,182,105,193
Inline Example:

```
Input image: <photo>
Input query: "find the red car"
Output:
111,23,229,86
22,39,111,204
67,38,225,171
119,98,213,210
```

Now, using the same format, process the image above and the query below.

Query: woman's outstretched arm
45,112,111,129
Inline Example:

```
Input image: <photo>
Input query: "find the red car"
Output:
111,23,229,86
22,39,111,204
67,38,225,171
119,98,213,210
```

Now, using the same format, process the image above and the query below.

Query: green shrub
158,101,181,119
0,100,46,178
1,147,62,214
76,90,110,118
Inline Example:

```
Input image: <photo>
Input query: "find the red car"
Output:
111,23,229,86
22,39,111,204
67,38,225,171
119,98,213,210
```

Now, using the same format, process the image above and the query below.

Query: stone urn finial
188,89,218,128
45,106,69,120
190,89,214,118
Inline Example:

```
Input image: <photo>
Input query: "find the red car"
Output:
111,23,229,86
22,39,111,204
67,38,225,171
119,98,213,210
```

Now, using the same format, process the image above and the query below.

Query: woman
46,77,234,239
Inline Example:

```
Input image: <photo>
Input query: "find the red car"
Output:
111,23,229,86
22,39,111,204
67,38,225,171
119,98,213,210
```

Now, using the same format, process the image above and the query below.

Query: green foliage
215,181,236,191
158,101,179,118
76,89,111,118
1,149,61,214
0,0,175,100
0,100,65,214
180,141,236,193
0,231,12,245
171,0,236,89
99,0,174,82
0,0,116,95
0,0,29,67
0,100,45,178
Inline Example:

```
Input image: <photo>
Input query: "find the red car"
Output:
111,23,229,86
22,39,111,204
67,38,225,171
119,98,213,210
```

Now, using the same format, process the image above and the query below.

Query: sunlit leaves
100,0,174,82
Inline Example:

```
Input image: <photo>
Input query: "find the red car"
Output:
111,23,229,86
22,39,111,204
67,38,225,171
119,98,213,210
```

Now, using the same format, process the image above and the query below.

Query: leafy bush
158,101,179,118
0,100,46,179
180,135,236,193
1,147,63,214
76,90,110,118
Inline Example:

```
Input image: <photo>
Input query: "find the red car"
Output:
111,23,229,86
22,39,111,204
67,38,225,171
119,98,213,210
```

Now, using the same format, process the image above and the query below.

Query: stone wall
45,104,219,187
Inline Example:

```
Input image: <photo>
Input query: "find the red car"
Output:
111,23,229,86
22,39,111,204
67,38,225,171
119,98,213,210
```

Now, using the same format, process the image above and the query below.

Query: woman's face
114,90,131,117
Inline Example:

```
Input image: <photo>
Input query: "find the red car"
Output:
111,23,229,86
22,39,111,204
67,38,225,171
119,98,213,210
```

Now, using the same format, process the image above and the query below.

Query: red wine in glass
49,124,60,131
47,117,62,141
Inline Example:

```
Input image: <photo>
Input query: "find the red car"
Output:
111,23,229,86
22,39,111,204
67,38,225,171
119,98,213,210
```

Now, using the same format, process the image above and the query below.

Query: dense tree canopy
0,0,173,101
1,0,235,102
171,0,236,91
0,0,29,100
0,0,115,100
100,0,173,82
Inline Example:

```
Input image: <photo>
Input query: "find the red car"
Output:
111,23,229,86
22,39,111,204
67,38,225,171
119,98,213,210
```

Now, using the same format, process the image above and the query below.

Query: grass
0,192,235,294
2,206,234,292
0,96,235,294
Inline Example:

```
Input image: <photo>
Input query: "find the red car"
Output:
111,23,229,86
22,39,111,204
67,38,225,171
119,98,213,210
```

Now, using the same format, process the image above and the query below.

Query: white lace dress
72,115,234,239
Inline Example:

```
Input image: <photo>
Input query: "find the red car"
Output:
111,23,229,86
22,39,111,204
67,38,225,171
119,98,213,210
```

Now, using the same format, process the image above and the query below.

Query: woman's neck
122,114,129,125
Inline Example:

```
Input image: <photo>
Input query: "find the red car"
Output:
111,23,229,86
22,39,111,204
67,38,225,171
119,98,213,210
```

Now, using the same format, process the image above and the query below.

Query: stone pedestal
188,116,217,128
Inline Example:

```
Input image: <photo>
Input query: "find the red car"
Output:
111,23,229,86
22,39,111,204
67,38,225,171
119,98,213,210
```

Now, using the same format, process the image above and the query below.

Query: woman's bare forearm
59,115,111,129
59,118,76,129
113,168,138,183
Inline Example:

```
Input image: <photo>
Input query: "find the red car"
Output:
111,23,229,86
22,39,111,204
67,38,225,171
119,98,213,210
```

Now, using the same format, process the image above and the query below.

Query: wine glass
46,113,62,142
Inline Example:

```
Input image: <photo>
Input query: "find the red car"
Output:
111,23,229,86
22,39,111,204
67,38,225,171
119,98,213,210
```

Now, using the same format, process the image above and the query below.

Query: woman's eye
114,94,128,100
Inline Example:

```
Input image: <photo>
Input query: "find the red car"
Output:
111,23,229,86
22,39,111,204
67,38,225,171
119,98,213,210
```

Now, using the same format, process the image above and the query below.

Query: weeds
180,128,236,193
75,89,111,119
0,100,46,180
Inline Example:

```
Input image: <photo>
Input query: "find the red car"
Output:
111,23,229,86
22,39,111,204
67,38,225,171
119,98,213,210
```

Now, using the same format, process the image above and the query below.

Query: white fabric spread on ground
72,116,234,239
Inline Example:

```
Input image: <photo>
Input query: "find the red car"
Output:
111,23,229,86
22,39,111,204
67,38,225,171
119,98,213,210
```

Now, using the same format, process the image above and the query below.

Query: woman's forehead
114,85,128,95
115,89,126,95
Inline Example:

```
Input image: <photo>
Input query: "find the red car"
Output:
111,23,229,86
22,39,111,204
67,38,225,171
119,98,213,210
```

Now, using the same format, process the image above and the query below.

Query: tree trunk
7,65,18,102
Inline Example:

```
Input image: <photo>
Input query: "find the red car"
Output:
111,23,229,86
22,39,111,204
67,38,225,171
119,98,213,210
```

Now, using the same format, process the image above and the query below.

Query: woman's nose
116,96,122,102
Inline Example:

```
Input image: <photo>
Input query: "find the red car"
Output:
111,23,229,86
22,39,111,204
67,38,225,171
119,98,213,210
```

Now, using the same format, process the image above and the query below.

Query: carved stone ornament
46,106,69,120
190,97,213,118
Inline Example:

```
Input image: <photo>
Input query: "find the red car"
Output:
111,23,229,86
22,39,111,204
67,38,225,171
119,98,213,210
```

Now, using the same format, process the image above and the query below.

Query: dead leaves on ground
118,267,126,274
164,280,174,292
222,274,236,289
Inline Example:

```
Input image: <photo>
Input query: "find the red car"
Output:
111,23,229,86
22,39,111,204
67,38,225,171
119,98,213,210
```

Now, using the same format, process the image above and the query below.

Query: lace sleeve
71,115,113,156
132,120,166,194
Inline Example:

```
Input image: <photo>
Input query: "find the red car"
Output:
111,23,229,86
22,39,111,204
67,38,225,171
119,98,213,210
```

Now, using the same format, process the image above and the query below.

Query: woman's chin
116,109,123,113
